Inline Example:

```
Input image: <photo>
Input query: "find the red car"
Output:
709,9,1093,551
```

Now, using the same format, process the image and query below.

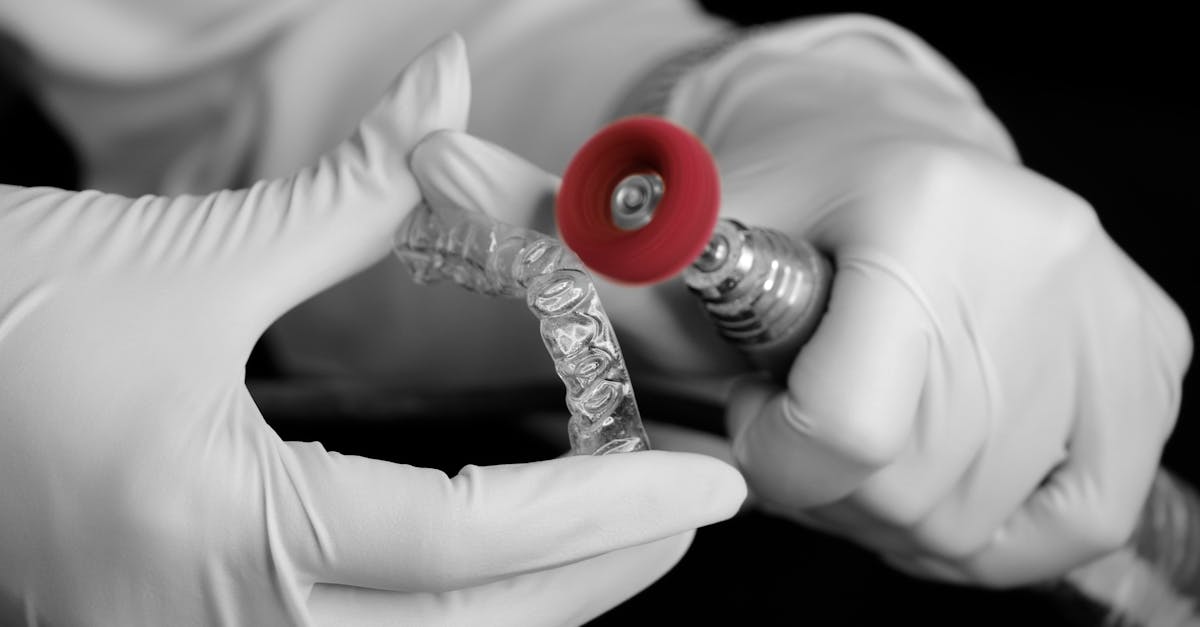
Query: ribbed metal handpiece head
682,219,832,376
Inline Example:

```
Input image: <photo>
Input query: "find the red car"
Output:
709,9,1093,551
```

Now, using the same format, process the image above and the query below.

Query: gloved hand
0,34,746,627
658,17,1193,588
407,16,1192,590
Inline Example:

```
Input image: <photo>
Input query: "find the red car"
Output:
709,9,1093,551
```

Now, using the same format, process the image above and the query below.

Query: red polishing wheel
557,116,720,285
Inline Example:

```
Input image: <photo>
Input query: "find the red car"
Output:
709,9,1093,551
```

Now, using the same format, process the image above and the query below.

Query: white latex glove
408,16,1193,590
662,18,1194,587
0,35,746,626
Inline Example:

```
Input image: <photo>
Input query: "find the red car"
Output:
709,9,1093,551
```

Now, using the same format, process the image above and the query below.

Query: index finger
726,251,930,508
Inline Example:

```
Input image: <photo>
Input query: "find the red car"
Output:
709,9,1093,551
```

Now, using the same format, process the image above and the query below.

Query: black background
2,5,1195,626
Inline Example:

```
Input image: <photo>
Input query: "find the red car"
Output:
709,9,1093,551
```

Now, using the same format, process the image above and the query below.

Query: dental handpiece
557,116,833,381
557,115,1200,627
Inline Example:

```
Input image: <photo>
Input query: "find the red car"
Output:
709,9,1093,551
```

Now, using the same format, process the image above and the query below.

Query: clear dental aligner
394,203,649,456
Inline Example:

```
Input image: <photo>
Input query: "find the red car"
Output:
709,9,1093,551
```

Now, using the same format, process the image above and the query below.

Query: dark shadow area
0,87,79,190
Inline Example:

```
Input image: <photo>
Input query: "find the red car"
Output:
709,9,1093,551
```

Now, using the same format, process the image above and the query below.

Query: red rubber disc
557,116,720,285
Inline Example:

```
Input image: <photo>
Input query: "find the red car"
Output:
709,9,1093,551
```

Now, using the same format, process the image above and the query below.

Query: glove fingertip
410,129,559,231
724,374,780,447
422,32,471,132
361,32,470,167
645,449,749,522
731,391,890,509
560,449,747,527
